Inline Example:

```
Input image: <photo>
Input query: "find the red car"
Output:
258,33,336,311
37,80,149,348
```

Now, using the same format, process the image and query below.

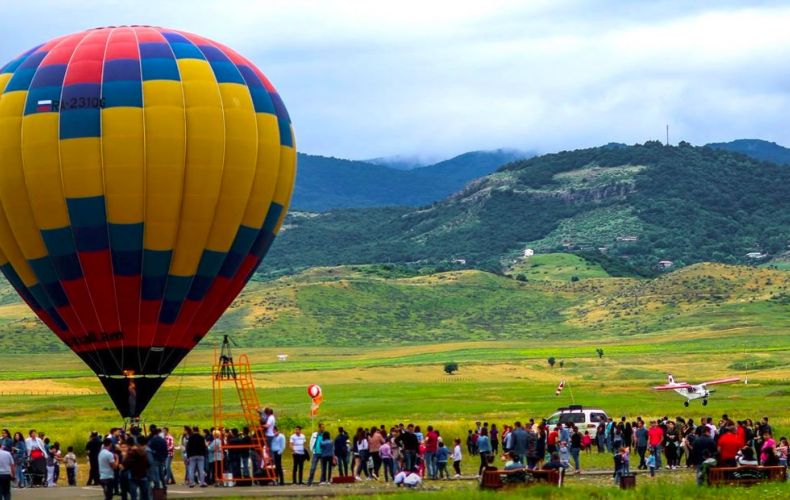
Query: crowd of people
0,411,786,498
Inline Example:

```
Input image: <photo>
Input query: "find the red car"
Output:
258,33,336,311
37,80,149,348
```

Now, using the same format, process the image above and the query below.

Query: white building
745,252,767,259
523,248,534,258
277,354,288,362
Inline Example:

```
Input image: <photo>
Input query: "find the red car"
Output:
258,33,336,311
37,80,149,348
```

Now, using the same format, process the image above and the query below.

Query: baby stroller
26,456,47,487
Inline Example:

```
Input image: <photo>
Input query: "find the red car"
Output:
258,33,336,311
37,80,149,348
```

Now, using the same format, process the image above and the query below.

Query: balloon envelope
0,26,296,417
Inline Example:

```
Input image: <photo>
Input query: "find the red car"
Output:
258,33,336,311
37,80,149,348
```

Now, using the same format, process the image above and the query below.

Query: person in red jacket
647,421,664,470
717,427,741,467
736,421,747,448
547,427,559,454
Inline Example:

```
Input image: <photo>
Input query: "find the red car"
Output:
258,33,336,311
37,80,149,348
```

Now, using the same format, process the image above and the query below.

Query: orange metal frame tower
212,336,277,485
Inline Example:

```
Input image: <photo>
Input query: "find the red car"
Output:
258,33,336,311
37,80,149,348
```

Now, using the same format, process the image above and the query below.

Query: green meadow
1,258,788,496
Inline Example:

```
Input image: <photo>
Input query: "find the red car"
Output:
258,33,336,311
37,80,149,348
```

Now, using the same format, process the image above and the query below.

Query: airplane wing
700,377,740,387
653,384,693,390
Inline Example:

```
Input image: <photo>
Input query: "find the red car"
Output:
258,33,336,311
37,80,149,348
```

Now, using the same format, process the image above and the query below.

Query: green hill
0,261,787,352
268,142,790,274
707,139,790,165
291,149,529,211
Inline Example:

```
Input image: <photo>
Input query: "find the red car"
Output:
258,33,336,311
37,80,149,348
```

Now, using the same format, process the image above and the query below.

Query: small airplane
653,374,740,407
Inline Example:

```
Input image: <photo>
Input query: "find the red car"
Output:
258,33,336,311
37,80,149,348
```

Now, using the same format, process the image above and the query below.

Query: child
697,450,717,486
436,439,449,479
613,447,626,485
646,449,656,478
622,446,631,474
582,431,592,454
558,441,571,470
64,446,77,486
46,440,62,486
777,437,788,467
452,438,463,478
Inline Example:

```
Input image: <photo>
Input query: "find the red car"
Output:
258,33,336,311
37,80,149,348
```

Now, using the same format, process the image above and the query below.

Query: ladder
212,336,277,485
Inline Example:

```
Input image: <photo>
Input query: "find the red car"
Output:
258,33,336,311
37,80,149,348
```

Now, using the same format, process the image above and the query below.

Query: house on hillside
277,354,288,362
523,248,534,258
452,258,467,265
617,235,638,242
745,252,767,259
657,260,674,270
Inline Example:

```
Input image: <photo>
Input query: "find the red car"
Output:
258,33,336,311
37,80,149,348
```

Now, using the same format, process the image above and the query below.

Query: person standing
98,438,117,500
396,425,419,472
319,432,334,485
452,438,463,478
11,433,25,489
476,429,492,476
64,447,77,486
122,436,150,500
24,430,47,487
570,427,582,473
353,428,370,481
379,439,394,482
259,408,277,451
647,421,664,470
435,439,449,479
147,425,168,490
525,426,539,470
207,430,223,486
179,426,191,485
289,426,307,485
511,422,528,464
186,426,208,487
368,428,385,480
306,423,325,486
423,426,439,480
0,444,15,500
490,425,500,456
635,421,648,469
270,427,286,486
162,428,175,485
333,428,349,477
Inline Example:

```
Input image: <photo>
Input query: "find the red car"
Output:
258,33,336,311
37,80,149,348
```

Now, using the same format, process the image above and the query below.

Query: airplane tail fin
668,374,674,384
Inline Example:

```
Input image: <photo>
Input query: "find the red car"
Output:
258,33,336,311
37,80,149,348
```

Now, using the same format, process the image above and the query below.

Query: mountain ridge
291,149,531,211
268,141,790,274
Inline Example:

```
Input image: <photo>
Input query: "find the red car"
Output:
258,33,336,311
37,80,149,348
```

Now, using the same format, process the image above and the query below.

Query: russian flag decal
36,99,53,112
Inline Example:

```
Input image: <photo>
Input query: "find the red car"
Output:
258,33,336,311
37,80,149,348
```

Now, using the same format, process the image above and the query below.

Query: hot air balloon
0,26,296,418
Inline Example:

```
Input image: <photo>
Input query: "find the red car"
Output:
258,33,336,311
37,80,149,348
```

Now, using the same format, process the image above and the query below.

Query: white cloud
1,1,789,158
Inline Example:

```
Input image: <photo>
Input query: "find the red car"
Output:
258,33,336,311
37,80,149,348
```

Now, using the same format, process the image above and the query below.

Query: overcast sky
2,0,789,160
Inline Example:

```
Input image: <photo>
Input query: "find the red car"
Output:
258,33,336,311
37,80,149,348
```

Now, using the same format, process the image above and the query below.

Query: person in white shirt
260,407,277,449
0,446,15,499
25,430,47,487
403,470,422,487
452,438,463,478
98,438,117,500
289,426,307,484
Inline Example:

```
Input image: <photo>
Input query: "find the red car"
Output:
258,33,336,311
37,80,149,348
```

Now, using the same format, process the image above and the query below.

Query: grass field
1,260,788,496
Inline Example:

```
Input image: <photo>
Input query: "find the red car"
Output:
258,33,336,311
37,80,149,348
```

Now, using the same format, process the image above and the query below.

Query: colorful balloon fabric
0,26,296,417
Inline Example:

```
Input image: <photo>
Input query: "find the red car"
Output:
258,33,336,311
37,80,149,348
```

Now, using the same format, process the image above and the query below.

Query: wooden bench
708,466,786,486
480,468,562,489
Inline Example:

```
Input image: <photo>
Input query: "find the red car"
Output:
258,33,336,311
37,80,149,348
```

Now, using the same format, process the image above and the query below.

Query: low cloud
2,0,789,159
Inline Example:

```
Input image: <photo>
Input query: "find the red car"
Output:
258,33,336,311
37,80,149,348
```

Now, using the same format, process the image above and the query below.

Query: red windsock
555,380,565,396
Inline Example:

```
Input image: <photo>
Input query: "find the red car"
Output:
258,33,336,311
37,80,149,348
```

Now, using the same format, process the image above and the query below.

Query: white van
545,405,609,438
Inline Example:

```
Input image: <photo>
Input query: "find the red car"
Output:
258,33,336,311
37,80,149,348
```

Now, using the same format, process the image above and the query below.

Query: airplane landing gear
684,401,689,407
702,399,708,406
